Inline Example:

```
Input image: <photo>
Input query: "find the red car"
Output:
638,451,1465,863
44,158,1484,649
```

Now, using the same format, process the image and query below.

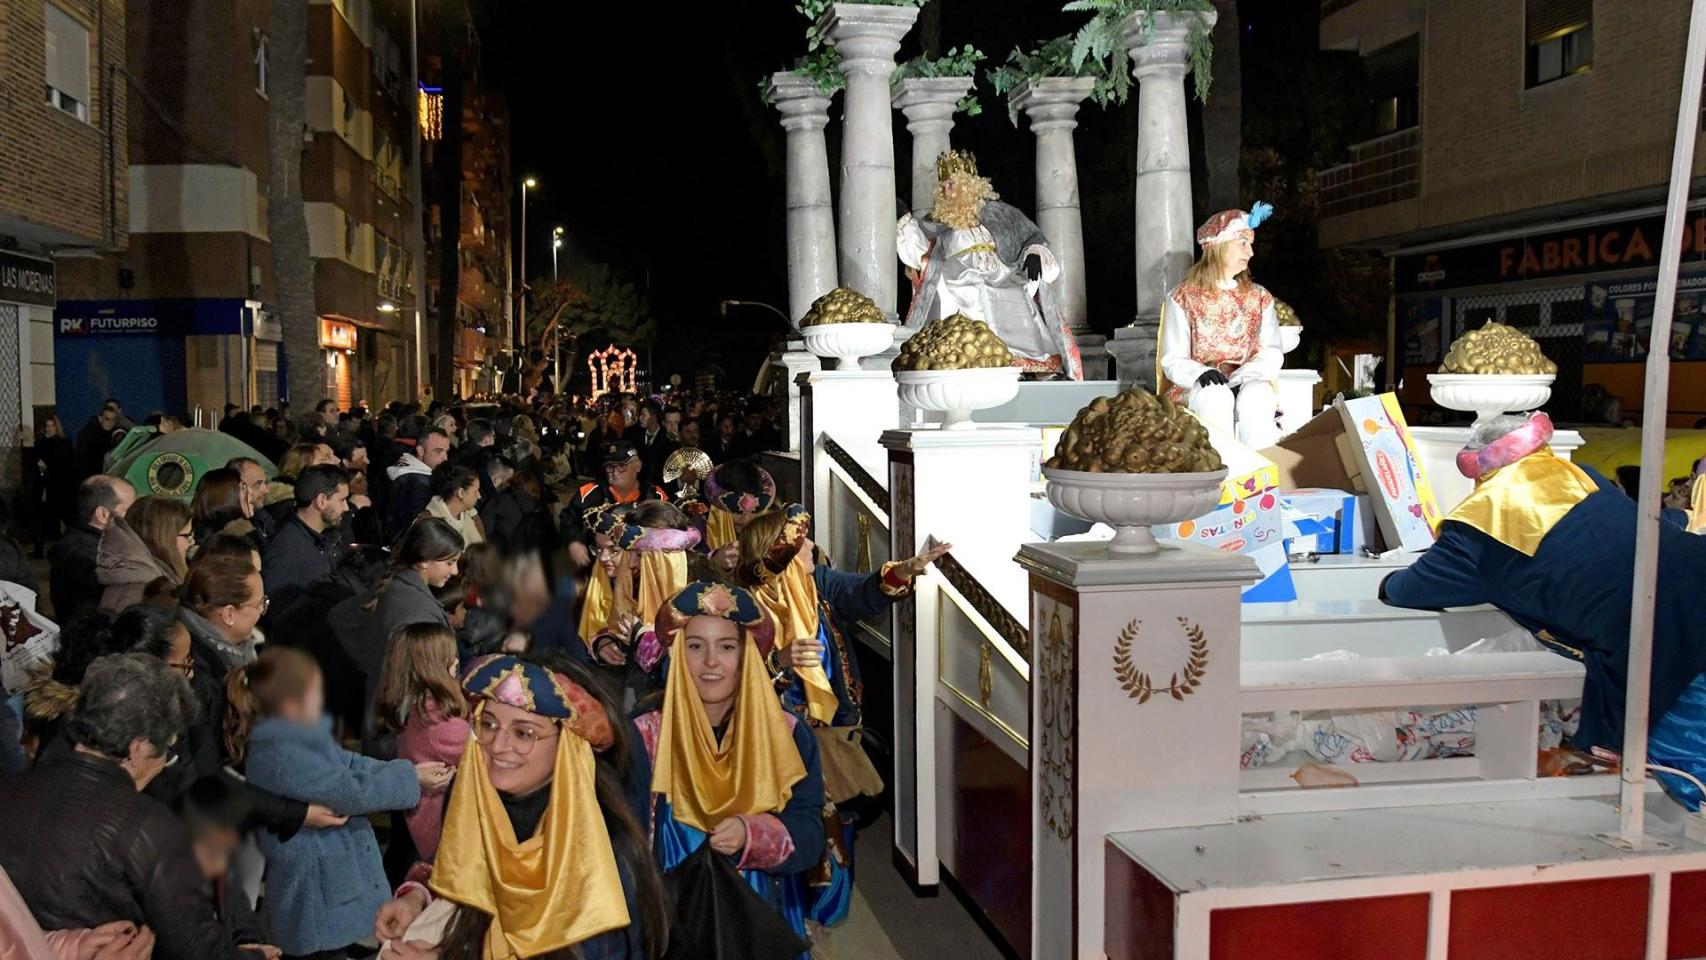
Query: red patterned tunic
1163,282,1276,402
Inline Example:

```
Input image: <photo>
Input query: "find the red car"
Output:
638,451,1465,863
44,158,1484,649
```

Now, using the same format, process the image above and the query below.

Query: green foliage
758,48,846,104
1056,0,1215,107
987,35,1124,126
893,46,987,117
528,263,657,352
796,0,932,56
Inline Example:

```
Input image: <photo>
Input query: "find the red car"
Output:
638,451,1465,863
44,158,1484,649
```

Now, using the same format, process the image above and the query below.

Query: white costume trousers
1189,380,1280,449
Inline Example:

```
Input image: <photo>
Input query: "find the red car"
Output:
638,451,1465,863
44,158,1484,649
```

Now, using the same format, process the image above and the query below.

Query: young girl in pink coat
373,623,472,857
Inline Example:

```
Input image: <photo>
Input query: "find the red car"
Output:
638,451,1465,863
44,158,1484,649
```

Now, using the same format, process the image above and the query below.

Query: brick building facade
0,0,126,475
1317,0,1706,425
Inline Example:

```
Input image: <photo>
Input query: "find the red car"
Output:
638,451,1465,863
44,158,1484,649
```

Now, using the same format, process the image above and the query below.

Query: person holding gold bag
632,581,826,958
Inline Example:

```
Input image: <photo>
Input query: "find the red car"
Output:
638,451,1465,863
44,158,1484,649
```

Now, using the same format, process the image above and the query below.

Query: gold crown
936,149,980,182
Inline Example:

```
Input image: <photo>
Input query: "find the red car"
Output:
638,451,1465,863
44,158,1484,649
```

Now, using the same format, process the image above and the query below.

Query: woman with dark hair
24,413,74,556
480,463,557,560
190,468,260,549
97,496,193,613
327,518,465,751
21,606,194,757
372,652,670,960
424,463,484,546
194,532,262,571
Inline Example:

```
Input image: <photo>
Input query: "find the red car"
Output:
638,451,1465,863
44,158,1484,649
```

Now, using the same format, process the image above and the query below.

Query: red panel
943,710,1031,956
1449,876,1648,960
1105,843,1176,960
1669,870,1706,958
1208,894,1429,960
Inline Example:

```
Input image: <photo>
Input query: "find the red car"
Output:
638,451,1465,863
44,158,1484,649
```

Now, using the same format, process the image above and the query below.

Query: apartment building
0,0,126,478
1318,0,1706,424
53,0,425,433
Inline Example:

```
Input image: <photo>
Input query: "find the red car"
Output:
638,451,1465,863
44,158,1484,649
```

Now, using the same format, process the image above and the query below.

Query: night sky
476,0,1347,387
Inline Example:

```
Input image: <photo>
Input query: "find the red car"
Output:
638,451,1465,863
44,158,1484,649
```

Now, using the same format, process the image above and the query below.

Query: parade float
765,2,1706,957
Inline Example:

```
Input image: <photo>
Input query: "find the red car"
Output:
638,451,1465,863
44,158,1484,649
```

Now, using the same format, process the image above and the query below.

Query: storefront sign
1396,210,1706,294
0,251,56,306
55,298,250,336
319,317,358,350
1582,271,1706,363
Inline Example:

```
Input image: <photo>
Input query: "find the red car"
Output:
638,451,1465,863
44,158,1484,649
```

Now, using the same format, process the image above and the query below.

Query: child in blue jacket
227,648,452,958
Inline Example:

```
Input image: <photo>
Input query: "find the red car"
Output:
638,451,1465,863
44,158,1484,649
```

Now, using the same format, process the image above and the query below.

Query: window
254,32,269,97
1526,0,1592,88
43,2,91,122
1362,36,1419,138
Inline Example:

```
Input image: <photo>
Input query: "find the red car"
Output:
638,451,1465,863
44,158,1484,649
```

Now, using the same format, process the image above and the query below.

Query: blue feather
1247,201,1274,229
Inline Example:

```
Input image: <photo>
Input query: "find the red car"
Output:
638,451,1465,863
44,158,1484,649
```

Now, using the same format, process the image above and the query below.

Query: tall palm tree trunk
431,13,465,401
267,0,319,406
1203,0,1242,211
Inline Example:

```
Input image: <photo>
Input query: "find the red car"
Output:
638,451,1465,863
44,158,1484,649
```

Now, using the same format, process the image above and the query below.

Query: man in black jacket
74,405,120,481
49,475,135,621
385,427,450,538
633,400,678,491
261,465,351,619
0,654,255,960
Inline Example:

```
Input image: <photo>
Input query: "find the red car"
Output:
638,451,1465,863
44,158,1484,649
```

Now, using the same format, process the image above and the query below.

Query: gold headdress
930,150,998,231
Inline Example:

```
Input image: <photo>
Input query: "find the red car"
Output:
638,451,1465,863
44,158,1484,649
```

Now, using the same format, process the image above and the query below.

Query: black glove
1024,254,1043,282
1196,370,1230,388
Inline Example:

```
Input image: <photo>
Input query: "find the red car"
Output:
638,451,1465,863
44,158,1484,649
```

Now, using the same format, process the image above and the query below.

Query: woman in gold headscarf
633,581,825,958
581,502,697,701
371,652,669,960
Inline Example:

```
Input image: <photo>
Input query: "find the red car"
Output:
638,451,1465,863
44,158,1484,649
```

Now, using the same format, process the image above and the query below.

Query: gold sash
651,629,806,833
1446,450,1597,556
577,573,614,642
706,508,738,552
430,704,630,959
751,556,839,725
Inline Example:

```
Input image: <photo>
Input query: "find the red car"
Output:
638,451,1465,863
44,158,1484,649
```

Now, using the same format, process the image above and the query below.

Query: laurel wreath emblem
1112,617,1208,703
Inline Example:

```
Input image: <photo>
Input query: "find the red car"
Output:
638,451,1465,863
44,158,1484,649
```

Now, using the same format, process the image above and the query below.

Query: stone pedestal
1106,325,1157,389
1122,10,1215,347
893,77,974,218
822,3,919,320
799,369,901,539
1012,78,1096,337
767,72,840,325
777,346,823,453
1015,540,1256,959
884,426,1041,887
1075,333,1110,381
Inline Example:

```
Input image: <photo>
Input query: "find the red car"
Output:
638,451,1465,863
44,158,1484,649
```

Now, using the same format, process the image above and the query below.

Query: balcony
1318,126,1418,219
1321,0,1361,13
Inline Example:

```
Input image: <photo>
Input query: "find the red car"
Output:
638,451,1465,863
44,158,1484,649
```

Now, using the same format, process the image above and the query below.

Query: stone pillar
892,77,974,217
821,2,919,321
1115,9,1216,390
774,344,823,454
1012,78,1095,336
1016,540,1255,959
767,72,840,325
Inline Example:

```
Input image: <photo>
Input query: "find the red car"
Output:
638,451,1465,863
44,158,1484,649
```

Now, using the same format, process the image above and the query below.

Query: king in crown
897,150,1083,379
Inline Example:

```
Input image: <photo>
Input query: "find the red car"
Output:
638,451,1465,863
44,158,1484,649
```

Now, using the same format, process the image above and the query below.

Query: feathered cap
653,580,775,657
460,654,613,750
704,461,777,517
1197,201,1273,246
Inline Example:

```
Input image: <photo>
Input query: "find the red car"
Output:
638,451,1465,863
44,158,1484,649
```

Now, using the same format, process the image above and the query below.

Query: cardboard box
1281,488,1361,555
1153,491,1296,602
1261,394,1442,553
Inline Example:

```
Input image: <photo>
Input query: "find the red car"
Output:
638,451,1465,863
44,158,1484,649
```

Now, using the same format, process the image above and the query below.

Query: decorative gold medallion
1112,617,1208,703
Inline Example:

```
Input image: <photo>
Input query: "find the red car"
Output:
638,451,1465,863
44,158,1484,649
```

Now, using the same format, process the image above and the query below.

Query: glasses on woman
167,656,195,678
473,713,560,756
239,595,270,614
177,529,196,546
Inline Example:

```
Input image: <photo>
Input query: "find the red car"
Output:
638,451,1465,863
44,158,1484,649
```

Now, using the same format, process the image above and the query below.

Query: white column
1012,78,1095,336
1113,9,1216,389
800,369,901,542
892,77,974,217
767,72,840,325
883,426,1040,889
821,3,919,321
1016,540,1255,959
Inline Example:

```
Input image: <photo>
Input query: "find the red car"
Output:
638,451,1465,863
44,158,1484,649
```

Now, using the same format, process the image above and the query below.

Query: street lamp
551,225,563,281
719,299,792,328
518,176,538,360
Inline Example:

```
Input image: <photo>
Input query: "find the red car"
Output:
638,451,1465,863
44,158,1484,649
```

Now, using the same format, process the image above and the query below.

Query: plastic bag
1240,715,1300,770
1649,672,1706,811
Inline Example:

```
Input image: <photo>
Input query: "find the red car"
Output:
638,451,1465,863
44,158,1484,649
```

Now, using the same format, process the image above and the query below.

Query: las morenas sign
0,251,55,306
1395,210,1706,295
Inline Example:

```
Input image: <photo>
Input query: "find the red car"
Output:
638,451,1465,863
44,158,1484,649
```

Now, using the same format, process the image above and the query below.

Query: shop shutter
1526,0,1591,43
